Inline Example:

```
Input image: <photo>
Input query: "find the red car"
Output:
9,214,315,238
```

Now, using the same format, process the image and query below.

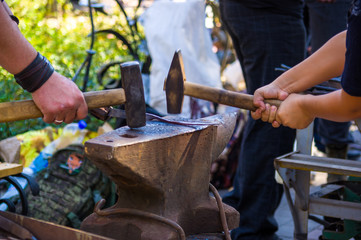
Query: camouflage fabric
27,145,111,228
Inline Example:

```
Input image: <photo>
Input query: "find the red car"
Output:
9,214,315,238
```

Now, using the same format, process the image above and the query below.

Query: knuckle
60,101,76,111
251,112,257,119
64,119,73,124
76,94,85,102
46,108,58,116
78,112,88,119
42,116,52,124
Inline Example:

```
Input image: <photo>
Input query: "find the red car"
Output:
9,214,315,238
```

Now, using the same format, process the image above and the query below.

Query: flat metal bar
309,197,361,221
275,155,361,178
309,184,343,199
291,154,361,168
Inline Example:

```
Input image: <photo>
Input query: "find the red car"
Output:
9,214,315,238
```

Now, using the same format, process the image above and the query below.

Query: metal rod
94,199,186,240
209,183,231,240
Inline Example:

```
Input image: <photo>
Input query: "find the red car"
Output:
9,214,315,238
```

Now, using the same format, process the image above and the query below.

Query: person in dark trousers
0,0,88,125
252,1,361,128
219,1,305,239
306,0,354,182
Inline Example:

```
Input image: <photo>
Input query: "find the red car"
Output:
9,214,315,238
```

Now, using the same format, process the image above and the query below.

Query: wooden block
0,163,23,178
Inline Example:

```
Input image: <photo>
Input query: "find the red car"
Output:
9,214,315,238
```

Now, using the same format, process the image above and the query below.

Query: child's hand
251,83,289,127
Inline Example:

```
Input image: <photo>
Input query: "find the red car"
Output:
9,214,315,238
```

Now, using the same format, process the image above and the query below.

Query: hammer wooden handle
184,82,281,111
0,88,126,123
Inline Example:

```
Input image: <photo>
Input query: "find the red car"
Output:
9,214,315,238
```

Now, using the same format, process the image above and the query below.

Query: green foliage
0,0,143,140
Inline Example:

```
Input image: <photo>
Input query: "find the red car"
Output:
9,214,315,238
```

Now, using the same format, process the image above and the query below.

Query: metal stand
275,123,361,240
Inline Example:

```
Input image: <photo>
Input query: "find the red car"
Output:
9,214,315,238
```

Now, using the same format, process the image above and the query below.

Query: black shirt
341,0,361,96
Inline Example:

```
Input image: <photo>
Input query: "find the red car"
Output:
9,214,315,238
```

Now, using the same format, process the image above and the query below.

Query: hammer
164,50,281,114
0,61,146,128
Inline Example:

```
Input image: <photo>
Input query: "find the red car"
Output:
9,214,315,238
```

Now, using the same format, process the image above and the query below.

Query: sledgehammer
0,62,146,128
164,50,281,114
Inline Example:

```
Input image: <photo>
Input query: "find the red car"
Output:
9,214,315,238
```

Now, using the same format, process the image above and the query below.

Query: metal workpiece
81,112,240,240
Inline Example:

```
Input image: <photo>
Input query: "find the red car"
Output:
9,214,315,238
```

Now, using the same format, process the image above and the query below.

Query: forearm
0,2,37,74
302,89,361,122
274,31,347,94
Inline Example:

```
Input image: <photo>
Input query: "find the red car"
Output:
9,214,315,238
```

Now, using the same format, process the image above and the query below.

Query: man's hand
31,72,88,124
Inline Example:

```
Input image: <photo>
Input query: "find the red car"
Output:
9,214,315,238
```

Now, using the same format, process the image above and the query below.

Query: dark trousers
306,0,353,147
219,1,306,239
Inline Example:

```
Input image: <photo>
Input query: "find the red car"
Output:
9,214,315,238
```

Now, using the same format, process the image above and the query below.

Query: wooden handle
184,82,281,111
0,88,126,123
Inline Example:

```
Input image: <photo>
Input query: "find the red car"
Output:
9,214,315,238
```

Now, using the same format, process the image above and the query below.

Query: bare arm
0,1,37,73
275,31,346,94
272,89,361,129
252,31,347,123
0,2,88,124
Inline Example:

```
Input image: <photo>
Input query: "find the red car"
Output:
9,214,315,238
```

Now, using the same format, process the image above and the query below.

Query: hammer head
121,61,146,128
164,50,186,114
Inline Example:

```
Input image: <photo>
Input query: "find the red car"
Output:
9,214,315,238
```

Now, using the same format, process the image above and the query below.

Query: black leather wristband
14,52,55,93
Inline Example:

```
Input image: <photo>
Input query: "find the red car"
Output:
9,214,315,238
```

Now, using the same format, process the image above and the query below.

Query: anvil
81,112,240,240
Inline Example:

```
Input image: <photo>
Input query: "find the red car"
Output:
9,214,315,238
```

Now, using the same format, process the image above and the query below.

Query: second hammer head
164,50,186,114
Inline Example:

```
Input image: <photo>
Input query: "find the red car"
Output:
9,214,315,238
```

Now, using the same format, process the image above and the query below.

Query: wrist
300,94,317,120
274,68,301,94
14,52,54,93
